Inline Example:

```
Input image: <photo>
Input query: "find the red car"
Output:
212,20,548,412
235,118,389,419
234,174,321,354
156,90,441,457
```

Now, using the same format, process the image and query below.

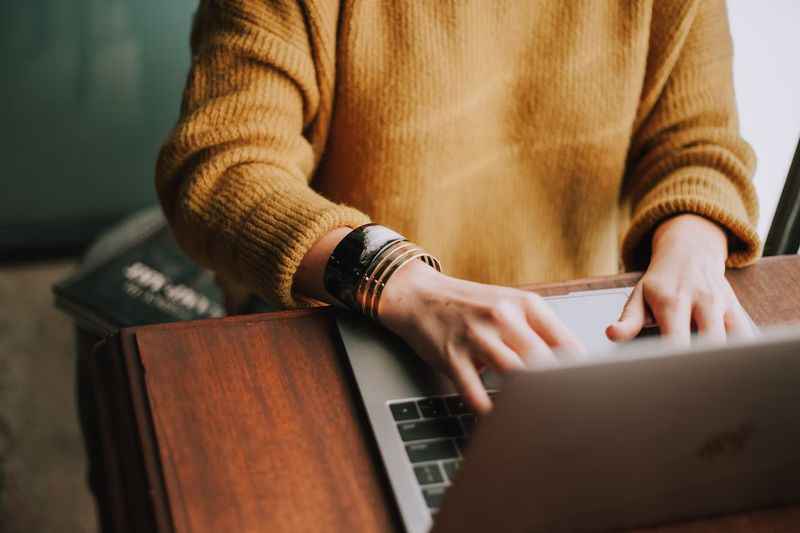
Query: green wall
0,0,196,251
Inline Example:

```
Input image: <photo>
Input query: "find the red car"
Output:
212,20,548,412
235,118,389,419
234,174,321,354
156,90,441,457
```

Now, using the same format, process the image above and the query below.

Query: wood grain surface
125,256,800,533
135,311,399,533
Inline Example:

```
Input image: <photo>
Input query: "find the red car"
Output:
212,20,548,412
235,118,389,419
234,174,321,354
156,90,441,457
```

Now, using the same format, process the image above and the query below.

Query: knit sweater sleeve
621,0,759,271
155,0,370,309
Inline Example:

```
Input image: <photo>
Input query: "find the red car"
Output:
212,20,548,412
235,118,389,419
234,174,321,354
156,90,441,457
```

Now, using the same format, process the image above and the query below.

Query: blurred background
0,0,193,254
0,2,196,532
0,1,798,532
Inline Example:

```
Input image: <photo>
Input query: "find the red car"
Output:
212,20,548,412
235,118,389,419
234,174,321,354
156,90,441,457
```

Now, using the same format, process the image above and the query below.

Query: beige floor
0,260,97,533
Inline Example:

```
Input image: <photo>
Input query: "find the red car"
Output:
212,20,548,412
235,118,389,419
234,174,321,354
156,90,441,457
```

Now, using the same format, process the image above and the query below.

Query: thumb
606,282,645,342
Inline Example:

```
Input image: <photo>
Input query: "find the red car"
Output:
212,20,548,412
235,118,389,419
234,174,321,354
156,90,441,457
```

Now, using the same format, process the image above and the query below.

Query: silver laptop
334,289,800,532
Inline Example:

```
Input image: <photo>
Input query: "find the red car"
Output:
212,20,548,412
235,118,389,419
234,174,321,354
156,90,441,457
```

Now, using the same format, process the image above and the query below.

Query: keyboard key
422,486,447,509
442,460,462,482
460,414,476,434
414,464,444,485
445,395,471,415
417,398,446,418
406,440,458,463
397,417,463,442
390,401,420,421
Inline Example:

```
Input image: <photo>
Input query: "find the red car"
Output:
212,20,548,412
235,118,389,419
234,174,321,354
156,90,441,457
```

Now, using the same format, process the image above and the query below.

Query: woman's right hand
378,260,586,414
293,226,585,414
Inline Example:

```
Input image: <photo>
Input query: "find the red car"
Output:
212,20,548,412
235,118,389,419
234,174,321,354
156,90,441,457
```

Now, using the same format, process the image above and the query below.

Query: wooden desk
90,256,800,533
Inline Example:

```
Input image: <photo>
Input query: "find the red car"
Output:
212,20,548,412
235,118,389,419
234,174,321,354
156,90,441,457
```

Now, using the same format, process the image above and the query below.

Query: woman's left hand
607,213,756,344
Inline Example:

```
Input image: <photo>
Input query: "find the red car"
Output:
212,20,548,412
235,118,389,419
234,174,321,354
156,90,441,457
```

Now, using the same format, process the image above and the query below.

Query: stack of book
53,208,227,335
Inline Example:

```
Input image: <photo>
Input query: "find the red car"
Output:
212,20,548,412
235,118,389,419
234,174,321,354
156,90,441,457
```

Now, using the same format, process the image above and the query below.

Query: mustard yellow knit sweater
156,0,759,309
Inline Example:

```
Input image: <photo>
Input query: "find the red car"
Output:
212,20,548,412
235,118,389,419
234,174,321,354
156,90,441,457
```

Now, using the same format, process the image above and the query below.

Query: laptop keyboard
389,392,496,512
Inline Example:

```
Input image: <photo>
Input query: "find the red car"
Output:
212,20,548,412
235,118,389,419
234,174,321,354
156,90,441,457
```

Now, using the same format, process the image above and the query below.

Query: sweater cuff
231,174,372,309
622,167,761,271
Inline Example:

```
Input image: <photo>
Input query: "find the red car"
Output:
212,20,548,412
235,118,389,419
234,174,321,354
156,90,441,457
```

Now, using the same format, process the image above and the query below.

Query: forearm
621,0,758,271
157,1,371,309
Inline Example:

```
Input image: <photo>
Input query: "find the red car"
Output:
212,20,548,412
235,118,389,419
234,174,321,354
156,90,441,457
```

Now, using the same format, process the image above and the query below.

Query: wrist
652,214,728,263
378,258,444,327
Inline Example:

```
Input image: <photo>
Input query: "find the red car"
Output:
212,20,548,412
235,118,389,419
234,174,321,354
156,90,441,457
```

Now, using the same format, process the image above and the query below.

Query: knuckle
693,287,717,308
521,291,544,312
643,279,676,306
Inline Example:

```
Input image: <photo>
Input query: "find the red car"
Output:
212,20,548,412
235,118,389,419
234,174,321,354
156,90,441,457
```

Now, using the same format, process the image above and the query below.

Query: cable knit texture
156,0,759,309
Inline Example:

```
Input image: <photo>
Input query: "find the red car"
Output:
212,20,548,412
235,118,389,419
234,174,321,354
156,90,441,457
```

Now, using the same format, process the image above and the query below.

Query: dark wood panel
88,333,167,533
121,329,175,533
125,255,800,532
135,310,398,533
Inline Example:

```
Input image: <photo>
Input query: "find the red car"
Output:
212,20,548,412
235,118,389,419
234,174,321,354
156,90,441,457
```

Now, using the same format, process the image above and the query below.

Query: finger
652,293,692,346
523,295,586,355
606,282,646,342
449,354,492,414
724,304,757,339
468,331,526,373
692,300,726,342
499,324,556,367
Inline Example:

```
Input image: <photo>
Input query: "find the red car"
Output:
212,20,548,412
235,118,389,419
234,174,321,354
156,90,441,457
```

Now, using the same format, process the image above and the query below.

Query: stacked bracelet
356,240,441,319
323,224,442,320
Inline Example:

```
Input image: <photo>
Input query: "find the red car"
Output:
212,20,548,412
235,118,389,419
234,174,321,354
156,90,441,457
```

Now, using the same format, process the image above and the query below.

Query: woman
157,0,759,413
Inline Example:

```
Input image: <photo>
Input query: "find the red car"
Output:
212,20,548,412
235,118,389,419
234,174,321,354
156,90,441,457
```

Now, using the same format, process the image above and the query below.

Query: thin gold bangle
362,244,421,316
354,240,409,313
369,251,430,319
356,241,416,314
366,246,427,318
353,239,442,319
